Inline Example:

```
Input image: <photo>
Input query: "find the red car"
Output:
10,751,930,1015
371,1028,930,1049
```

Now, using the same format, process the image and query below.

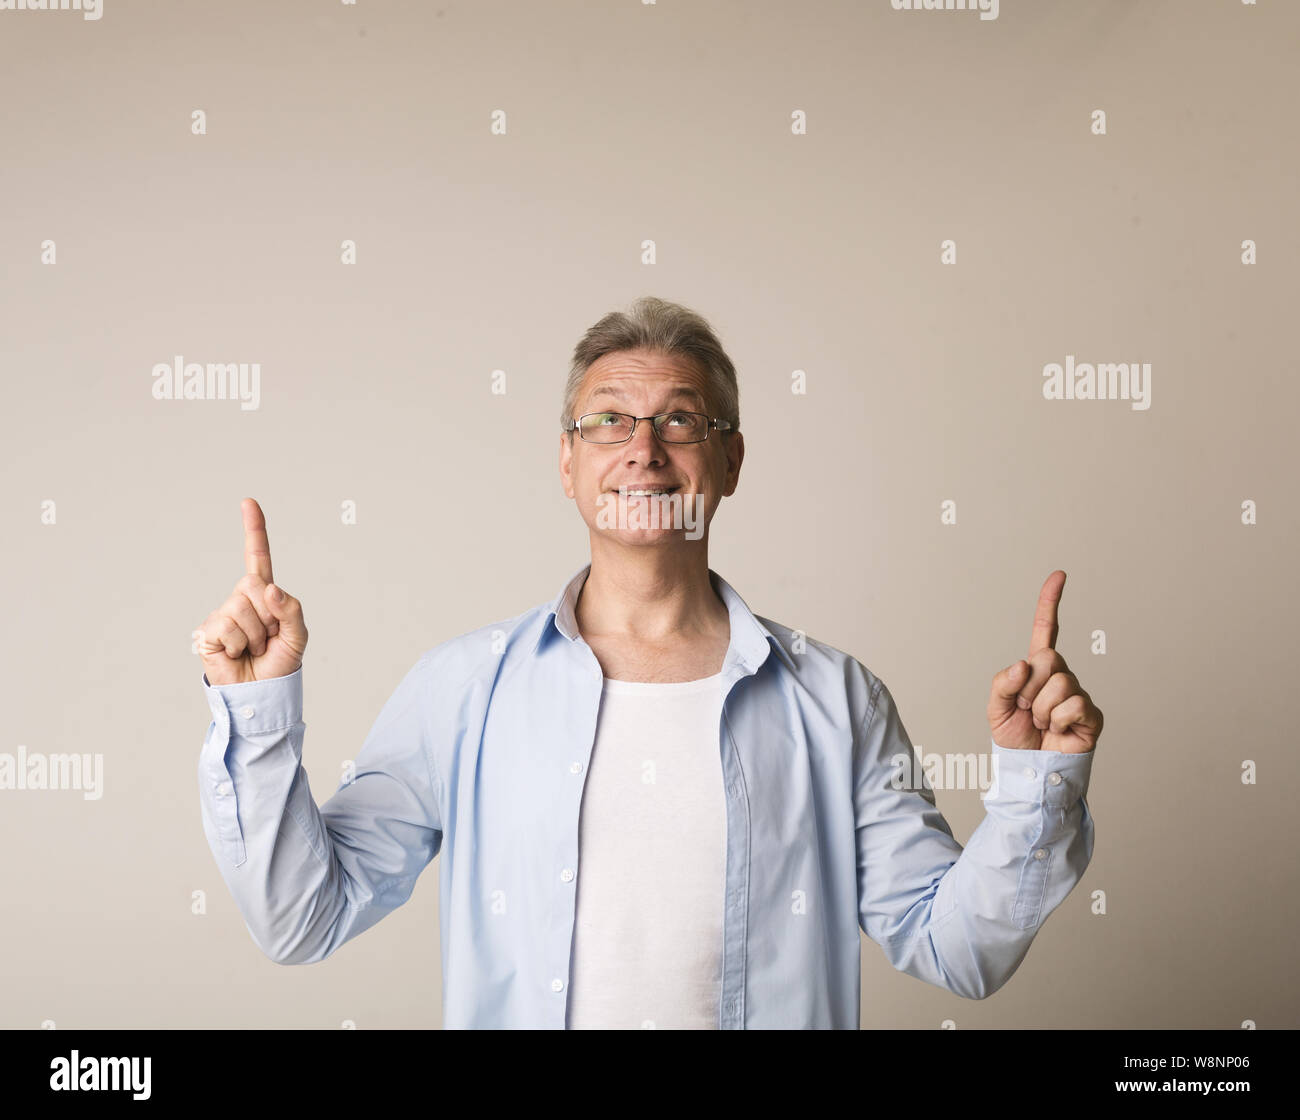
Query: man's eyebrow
585,384,707,408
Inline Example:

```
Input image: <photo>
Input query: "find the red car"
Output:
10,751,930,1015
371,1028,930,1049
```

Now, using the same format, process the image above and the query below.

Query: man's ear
722,432,745,497
559,433,575,498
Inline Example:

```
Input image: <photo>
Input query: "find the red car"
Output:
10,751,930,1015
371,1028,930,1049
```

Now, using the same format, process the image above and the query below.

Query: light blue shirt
198,564,1095,1029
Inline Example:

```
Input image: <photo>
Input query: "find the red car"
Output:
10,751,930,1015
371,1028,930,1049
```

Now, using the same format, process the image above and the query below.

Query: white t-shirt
565,673,728,1030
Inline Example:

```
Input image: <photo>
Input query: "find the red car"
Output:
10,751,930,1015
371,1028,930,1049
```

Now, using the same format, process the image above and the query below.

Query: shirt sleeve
853,675,1095,999
197,658,443,965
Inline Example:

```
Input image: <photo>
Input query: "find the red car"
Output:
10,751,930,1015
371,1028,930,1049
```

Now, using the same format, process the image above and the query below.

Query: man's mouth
611,486,680,496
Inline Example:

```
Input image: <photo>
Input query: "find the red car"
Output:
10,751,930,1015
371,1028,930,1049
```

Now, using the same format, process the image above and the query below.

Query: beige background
1,0,1296,1029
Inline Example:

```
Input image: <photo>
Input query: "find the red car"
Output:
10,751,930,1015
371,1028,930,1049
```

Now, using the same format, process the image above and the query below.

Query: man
195,296,1102,1029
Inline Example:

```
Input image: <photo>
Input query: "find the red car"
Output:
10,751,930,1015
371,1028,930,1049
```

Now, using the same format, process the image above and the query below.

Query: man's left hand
987,570,1103,754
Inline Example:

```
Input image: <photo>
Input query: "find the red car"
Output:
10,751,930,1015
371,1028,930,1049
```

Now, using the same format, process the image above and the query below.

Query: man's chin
585,525,710,546
600,528,689,543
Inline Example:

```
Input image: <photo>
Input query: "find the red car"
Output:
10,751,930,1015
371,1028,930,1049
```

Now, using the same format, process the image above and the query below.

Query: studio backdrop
1,0,1295,1029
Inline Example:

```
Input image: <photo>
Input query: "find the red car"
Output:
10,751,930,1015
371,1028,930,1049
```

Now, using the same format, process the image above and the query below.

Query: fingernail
1016,695,1030,710
270,584,284,603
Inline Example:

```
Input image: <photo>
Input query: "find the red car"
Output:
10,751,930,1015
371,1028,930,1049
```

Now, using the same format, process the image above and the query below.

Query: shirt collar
531,562,797,674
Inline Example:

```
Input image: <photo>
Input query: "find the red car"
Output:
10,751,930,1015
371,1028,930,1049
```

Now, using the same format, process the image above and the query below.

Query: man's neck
575,543,729,646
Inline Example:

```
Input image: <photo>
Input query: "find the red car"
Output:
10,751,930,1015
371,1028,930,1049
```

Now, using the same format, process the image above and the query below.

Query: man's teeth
624,488,676,496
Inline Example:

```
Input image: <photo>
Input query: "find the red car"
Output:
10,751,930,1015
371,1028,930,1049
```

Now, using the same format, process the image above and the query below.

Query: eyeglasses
565,411,734,444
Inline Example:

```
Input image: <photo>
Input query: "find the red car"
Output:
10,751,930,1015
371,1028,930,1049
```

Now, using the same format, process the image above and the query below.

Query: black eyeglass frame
564,411,735,444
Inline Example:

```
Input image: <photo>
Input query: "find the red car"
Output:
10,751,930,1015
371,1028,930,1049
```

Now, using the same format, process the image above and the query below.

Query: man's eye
664,413,690,425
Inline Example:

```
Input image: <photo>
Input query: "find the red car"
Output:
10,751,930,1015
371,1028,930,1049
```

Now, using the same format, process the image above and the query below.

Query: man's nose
623,418,667,465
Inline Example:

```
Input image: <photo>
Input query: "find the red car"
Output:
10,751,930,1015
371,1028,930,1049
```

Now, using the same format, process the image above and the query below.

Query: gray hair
561,296,740,435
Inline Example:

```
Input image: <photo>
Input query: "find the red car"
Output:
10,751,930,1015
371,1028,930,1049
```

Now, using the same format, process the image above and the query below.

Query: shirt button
551,978,565,992
560,868,575,883
569,762,583,774
1048,772,1062,785
216,781,233,797
239,706,255,719
728,782,740,798
1033,848,1048,860
1022,766,1036,779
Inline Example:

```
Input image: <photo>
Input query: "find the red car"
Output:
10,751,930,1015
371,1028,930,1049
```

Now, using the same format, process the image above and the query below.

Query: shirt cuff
987,738,1093,806
203,667,303,738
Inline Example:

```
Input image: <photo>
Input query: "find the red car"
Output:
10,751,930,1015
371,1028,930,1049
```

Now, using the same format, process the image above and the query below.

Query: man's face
559,348,744,549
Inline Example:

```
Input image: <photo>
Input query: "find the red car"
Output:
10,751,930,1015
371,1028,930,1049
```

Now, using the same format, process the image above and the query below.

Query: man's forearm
857,673,1097,1000
198,668,360,965
887,741,1095,999
198,657,444,966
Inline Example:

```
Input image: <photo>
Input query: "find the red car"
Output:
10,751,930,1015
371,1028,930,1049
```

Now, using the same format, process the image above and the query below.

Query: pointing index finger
1028,569,1066,656
242,497,274,586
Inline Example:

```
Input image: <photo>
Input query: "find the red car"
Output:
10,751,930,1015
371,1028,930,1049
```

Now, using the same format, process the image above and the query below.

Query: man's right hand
195,498,309,686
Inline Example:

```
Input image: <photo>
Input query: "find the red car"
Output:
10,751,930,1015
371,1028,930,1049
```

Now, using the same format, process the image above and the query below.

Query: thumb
263,583,308,650
987,659,1028,725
